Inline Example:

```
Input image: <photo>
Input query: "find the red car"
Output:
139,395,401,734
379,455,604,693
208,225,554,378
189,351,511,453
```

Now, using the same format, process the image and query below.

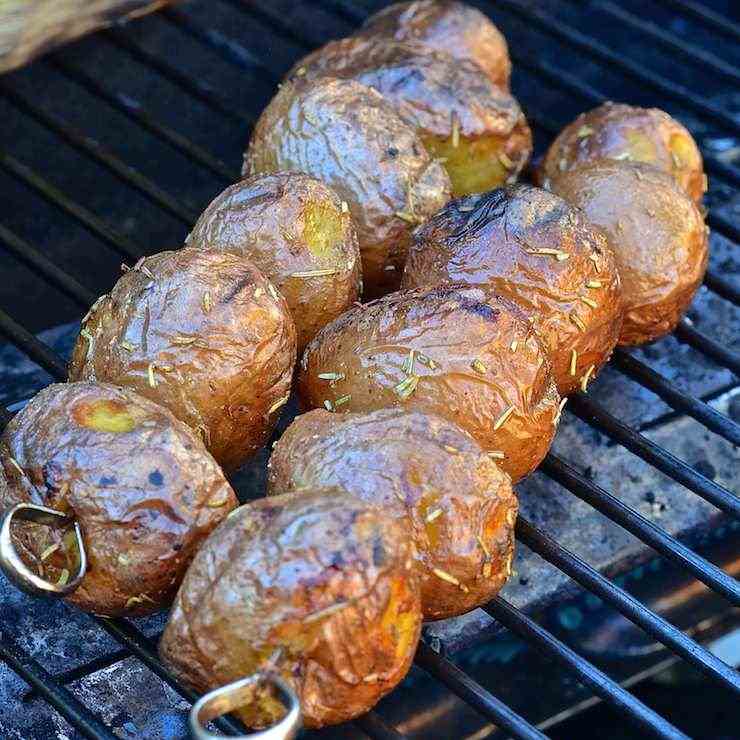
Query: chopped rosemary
323,399,334,411
394,374,419,399
471,358,487,374
318,372,345,382
488,451,505,460
498,151,513,170
569,349,578,377
426,508,443,523
147,363,157,388
291,268,338,278
580,296,598,309
402,349,416,375
570,313,586,332
510,340,518,352
493,405,514,431
334,394,351,407
202,291,212,313
577,125,593,138
451,111,460,148
586,280,602,289
432,568,460,586
268,395,289,415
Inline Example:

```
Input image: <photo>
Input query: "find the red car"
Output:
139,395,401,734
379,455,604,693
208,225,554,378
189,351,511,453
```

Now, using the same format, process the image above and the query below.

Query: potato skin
299,286,560,482
360,0,511,90
539,102,705,203
549,161,708,346
0,382,237,617
68,248,296,472
268,408,517,620
185,172,361,353
159,489,421,729
288,37,531,198
244,77,451,298
402,186,623,395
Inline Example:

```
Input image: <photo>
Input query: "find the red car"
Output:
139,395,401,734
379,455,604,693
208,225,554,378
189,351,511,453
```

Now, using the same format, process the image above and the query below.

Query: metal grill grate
0,1,738,738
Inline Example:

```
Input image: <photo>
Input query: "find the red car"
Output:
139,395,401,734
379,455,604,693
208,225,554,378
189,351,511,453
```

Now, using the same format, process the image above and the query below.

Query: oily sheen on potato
0,382,237,616
299,285,561,482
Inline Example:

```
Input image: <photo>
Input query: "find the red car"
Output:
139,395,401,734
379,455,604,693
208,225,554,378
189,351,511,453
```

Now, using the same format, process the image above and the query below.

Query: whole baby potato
288,37,531,198
159,488,421,729
539,102,706,203
299,286,560,482
550,161,708,346
402,186,623,395
268,408,517,620
360,0,512,90
68,248,296,472
0,382,238,616
186,172,361,353
244,77,451,298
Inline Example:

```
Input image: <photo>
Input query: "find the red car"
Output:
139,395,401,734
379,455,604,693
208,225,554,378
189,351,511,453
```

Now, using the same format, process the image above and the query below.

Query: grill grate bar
656,0,740,43
484,597,690,740
48,56,238,183
674,319,740,376
516,516,740,693
0,81,198,225
542,454,740,604
612,350,740,446
703,270,740,305
415,641,548,739
0,630,118,740
0,308,68,380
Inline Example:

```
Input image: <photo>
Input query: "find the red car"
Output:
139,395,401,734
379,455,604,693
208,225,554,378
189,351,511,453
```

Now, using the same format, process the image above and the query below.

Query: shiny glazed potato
299,286,560,482
539,102,706,203
68,248,296,472
244,77,451,298
268,408,517,620
550,161,708,346
185,172,361,353
159,488,421,729
0,382,237,617
288,37,531,198
360,0,511,90
402,186,623,395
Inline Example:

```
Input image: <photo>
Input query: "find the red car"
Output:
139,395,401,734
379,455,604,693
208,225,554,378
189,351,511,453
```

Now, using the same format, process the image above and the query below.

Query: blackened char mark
222,275,255,304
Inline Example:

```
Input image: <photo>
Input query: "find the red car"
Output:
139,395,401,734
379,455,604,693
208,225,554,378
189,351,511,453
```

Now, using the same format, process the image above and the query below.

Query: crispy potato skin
159,489,421,729
0,382,237,617
268,408,517,620
68,248,296,472
539,102,705,203
549,162,708,346
298,286,560,482
402,186,623,395
185,172,361,353
288,37,531,197
244,77,451,299
360,0,511,90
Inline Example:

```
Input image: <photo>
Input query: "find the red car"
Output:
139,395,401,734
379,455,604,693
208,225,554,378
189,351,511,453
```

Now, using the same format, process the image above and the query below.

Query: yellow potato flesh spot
302,199,344,260
72,399,137,433
381,576,417,660
668,133,697,169
422,134,509,197
623,130,658,163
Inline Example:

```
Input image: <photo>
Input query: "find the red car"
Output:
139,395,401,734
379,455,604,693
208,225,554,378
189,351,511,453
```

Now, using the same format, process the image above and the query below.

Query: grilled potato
68,248,296,472
539,102,706,203
0,382,237,616
288,37,531,198
159,489,421,729
360,0,511,90
244,77,451,298
549,161,708,346
402,186,623,395
186,172,361,353
268,408,517,620
298,285,560,482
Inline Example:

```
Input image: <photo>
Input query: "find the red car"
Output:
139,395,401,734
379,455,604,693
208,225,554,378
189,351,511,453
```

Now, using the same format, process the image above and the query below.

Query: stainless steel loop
0,503,87,597
189,671,301,740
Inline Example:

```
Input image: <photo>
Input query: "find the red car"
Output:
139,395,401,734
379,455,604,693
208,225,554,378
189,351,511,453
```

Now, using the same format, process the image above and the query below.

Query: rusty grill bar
0,0,738,738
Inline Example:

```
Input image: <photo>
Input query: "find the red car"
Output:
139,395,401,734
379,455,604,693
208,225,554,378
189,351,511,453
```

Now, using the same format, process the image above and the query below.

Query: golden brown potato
539,102,706,203
298,285,560,482
186,172,361,353
288,37,531,198
360,0,511,90
159,488,421,729
68,248,296,472
549,161,708,346
402,186,623,395
244,77,451,298
268,408,517,620
0,382,237,617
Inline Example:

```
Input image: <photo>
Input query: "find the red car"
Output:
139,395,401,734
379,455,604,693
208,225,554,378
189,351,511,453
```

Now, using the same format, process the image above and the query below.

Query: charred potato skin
68,248,297,472
268,408,517,620
360,0,512,90
0,382,237,617
244,77,451,298
298,286,560,482
288,37,531,198
402,186,623,395
549,161,708,346
159,489,421,729
185,172,362,353
539,102,705,203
